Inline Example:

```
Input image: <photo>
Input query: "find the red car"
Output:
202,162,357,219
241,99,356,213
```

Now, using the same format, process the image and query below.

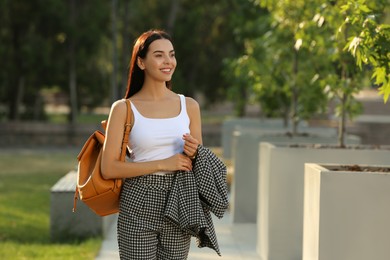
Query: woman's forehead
148,39,174,52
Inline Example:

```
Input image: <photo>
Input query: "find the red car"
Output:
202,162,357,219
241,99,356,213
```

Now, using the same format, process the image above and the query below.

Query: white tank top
128,94,190,163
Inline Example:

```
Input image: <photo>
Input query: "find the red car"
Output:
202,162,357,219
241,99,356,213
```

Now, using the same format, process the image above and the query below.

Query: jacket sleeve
192,145,229,218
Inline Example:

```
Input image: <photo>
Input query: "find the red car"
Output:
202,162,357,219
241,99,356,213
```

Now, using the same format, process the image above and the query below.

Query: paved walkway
95,211,258,260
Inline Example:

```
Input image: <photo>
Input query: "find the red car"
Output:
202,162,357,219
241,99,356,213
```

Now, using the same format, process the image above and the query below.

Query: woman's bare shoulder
185,96,200,110
109,99,128,116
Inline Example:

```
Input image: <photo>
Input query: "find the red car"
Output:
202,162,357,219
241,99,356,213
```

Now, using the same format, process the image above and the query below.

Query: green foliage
0,150,101,259
341,0,390,102
222,1,278,117
2,0,266,121
225,0,328,129
1,0,387,124
231,0,388,145
0,1,111,121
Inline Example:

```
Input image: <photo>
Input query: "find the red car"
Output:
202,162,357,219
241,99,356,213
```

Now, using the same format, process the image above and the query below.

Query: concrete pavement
95,211,258,260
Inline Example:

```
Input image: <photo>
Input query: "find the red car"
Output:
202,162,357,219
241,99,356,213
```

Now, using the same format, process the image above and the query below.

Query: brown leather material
73,99,132,216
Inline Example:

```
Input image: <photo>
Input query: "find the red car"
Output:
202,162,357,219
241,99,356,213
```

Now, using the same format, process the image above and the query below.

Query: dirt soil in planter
281,143,390,172
288,144,389,150
328,164,390,172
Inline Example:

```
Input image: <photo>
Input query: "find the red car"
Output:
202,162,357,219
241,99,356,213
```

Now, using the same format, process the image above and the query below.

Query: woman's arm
101,100,193,179
183,97,202,158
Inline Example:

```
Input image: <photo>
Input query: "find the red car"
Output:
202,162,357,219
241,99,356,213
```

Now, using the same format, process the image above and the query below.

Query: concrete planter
230,127,360,224
257,143,390,260
303,163,390,260
222,118,286,159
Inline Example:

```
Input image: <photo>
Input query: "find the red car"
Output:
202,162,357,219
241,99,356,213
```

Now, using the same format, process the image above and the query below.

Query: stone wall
0,122,98,147
0,122,222,148
348,116,390,145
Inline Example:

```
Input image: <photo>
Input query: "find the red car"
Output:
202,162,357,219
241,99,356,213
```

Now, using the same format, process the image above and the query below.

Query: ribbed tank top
128,94,190,163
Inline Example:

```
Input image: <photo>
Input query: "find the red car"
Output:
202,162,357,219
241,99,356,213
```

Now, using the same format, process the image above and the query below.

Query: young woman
101,30,201,259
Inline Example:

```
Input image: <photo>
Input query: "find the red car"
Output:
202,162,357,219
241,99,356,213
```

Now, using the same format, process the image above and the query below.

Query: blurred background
0,0,389,258
0,0,389,148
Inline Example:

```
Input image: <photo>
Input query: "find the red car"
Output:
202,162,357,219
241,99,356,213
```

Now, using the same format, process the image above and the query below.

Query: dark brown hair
124,30,173,98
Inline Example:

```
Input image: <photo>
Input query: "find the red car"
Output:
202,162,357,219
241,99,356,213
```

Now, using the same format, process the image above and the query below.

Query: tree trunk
337,29,350,148
33,90,43,120
121,0,130,97
111,0,119,102
10,76,25,121
291,48,299,135
8,23,24,121
68,0,78,123
237,86,247,117
338,92,346,148
338,59,348,148
283,106,289,128
166,0,180,35
68,59,77,123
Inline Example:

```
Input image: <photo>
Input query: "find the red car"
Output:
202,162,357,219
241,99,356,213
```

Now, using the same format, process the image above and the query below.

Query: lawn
0,148,102,260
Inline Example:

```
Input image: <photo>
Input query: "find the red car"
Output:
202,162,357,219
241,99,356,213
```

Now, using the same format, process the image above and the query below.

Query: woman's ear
137,57,145,70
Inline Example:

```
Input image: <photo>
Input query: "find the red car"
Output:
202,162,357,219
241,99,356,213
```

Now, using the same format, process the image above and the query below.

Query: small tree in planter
256,0,388,146
225,0,330,134
254,25,328,132
307,1,365,147
317,0,389,146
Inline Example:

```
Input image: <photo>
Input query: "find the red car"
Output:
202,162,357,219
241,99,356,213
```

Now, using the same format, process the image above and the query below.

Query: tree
2,0,307,121
341,0,390,102
303,1,364,147
249,0,328,133
315,0,389,146
0,1,68,121
222,0,271,117
0,1,111,122
64,1,111,121
256,0,386,146
172,0,249,103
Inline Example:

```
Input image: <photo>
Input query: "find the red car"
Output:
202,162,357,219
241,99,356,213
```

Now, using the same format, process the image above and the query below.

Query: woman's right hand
161,153,193,172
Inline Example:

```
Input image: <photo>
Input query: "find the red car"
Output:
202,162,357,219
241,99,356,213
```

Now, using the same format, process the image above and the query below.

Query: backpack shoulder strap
120,99,133,161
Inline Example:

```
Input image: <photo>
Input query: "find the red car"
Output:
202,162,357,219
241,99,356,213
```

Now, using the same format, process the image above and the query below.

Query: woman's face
139,39,176,83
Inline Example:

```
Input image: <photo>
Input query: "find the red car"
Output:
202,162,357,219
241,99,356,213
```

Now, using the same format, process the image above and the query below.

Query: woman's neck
137,81,171,101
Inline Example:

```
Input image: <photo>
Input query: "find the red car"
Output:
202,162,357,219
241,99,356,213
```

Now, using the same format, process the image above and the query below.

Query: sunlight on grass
0,239,100,260
0,149,102,259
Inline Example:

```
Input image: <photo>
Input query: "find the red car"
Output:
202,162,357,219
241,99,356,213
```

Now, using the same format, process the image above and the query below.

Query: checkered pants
117,174,191,260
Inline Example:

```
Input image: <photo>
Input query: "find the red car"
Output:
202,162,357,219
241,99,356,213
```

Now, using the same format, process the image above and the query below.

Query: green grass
47,113,108,124
0,149,102,259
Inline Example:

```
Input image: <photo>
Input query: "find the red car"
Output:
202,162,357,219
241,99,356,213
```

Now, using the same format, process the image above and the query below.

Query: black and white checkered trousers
117,174,191,260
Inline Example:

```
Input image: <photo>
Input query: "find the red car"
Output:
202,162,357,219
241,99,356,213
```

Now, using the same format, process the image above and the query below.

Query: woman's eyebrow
152,50,175,54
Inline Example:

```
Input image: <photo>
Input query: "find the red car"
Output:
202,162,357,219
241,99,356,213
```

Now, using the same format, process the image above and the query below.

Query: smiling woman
100,29,205,259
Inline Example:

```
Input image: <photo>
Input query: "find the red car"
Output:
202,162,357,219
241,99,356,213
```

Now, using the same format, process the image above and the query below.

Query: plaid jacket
164,145,229,256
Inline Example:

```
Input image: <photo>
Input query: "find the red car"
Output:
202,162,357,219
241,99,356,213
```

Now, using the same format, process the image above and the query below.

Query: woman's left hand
182,133,199,159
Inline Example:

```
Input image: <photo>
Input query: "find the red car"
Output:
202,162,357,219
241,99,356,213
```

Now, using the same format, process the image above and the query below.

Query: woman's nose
164,56,171,64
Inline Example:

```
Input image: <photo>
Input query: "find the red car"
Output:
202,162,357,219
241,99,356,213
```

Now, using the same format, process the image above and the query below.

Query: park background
0,0,389,259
